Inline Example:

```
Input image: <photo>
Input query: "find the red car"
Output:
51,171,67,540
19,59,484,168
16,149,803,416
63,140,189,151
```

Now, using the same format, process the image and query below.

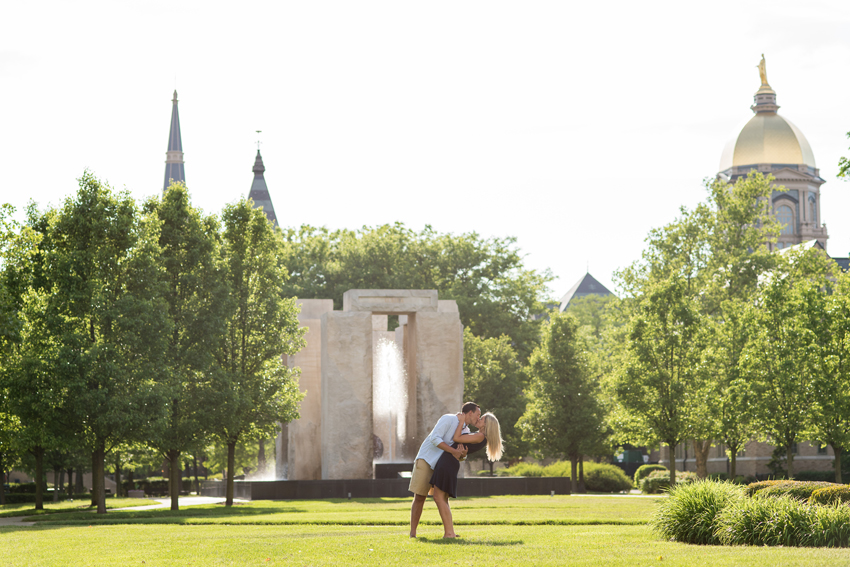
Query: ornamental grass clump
650,480,745,544
716,495,850,547
809,485,850,505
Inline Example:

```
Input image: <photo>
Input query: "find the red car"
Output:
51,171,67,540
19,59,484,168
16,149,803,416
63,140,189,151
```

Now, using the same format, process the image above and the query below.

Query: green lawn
0,497,154,518
25,495,656,526
3,495,850,566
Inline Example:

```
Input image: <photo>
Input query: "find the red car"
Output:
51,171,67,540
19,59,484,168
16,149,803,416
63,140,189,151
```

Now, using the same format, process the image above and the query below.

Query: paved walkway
0,496,247,527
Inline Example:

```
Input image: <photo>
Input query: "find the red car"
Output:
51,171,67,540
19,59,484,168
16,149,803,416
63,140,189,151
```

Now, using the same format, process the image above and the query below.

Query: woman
429,411,503,538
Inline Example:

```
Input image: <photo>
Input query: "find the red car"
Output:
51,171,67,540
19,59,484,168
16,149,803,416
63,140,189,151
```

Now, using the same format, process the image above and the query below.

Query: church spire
751,54,779,114
248,149,278,226
163,90,186,192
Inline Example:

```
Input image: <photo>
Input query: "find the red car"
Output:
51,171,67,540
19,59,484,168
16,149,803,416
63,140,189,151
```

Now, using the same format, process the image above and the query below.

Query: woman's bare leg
432,486,456,538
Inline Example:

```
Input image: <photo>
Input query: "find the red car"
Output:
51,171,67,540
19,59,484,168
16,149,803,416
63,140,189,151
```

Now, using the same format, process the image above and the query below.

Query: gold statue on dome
757,54,768,85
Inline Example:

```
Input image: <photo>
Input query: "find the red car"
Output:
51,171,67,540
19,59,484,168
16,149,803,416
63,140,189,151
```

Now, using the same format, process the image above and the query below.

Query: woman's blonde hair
482,412,503,461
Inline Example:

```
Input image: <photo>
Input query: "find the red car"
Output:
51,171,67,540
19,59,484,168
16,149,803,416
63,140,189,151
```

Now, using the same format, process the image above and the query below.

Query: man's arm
426,415,464,459
426,415,457,448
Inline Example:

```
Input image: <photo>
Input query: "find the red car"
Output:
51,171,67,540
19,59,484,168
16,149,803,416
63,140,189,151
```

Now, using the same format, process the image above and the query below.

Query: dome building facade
717,55,828,251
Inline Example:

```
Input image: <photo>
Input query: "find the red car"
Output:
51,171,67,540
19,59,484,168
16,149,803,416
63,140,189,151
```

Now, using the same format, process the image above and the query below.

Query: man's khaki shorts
408,458,434,496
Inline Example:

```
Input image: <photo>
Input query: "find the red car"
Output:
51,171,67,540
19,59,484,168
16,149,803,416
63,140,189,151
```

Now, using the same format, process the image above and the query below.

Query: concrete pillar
277,299,333,480
321,311,373,479
413,307,464,444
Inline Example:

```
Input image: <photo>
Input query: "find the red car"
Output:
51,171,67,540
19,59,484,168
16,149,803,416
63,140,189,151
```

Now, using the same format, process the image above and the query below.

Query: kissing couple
408,401,503,538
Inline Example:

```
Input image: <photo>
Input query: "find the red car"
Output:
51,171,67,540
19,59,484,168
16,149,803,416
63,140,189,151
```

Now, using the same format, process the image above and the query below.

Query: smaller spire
751,54,779,114
163,90,186,192
248,149,278,226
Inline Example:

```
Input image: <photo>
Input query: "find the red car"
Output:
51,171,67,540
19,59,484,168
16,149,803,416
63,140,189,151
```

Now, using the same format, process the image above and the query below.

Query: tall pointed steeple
163,90,186,192
248,150,278,225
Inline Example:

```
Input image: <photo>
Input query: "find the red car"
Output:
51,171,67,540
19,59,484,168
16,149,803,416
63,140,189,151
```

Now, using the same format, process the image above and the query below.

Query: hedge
121,478,192,495
640,470,697,494
1,493,90,504
809,485,850,505
494,461,633,492
752,481,836,501
634,464,667,485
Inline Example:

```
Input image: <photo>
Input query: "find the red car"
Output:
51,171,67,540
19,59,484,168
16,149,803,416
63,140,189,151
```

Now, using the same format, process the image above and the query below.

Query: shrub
754,481,837,501
651,480,745,544
641,470,697,494
583,463,633,493
634,464,667,485
541,461,571,477
499,462,545,477
496,461,631,492
809,485,850,505
716,495,850,547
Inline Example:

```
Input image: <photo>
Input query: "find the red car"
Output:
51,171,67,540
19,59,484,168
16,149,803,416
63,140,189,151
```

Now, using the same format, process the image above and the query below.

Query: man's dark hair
462,402,480,414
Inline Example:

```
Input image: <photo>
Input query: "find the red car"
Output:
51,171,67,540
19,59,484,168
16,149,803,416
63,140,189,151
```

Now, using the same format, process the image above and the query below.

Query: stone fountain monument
276,289,464,480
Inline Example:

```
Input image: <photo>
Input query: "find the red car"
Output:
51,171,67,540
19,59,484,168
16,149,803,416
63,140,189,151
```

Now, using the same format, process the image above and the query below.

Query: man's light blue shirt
415,413,469,469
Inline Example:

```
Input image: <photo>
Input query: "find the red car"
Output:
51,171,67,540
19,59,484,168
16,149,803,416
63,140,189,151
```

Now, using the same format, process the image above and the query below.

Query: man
409,401,481,537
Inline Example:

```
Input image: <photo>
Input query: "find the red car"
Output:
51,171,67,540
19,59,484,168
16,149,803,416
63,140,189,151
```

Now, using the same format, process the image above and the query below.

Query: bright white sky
2,1,849,299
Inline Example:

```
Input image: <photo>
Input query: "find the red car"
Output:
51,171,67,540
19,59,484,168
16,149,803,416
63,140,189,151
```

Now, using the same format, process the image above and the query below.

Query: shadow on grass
420,537,524,546
28,505,307,525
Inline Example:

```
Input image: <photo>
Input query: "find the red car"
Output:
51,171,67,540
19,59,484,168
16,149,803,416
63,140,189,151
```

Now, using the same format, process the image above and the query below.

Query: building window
777,205,794,235
818,445,828,455
810,199,817,225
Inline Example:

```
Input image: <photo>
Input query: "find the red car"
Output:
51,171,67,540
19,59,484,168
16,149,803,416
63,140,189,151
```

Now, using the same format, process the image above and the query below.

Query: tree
208,199,306,506
804,267,850,483
34,172,171,513
615,275,711,485
462,328,526,469
142,183,227,511
740,249,834,479
280,224,552,361
518,312,605,494
838,131,850,179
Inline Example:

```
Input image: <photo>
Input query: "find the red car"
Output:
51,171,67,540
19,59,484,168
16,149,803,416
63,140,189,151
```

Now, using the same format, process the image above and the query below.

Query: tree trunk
66,468,73,496
729,447,738,480
569,454,578,494
226,441,236,506
193,454,200,495
786,443,795,480
114,455,122,498
53,469,60,502
75,467,84,495
0,457,6,506
488,460,494,476
578,455,585,494
693,439,711,480
33,446,44,510
167,449,181,511
668,442,677,486
93,443,106,514
258,439,266,475
833,445,843,484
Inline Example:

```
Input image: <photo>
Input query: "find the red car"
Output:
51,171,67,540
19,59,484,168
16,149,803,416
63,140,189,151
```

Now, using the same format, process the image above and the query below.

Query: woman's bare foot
443,533,459,538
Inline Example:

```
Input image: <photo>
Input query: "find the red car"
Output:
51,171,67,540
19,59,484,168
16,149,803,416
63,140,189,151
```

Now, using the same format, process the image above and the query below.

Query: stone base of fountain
203,477,572,500
373,462,415,479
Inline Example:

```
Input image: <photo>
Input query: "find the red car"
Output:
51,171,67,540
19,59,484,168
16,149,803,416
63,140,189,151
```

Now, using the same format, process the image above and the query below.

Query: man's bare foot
443,534,459,538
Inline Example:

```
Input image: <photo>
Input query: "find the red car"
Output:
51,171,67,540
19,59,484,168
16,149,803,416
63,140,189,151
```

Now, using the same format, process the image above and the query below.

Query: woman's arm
454,431,485,443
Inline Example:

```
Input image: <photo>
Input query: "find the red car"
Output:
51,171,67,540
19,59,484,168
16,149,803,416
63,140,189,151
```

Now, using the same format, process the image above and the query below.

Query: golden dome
719,56,816,172
719,113,816,171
